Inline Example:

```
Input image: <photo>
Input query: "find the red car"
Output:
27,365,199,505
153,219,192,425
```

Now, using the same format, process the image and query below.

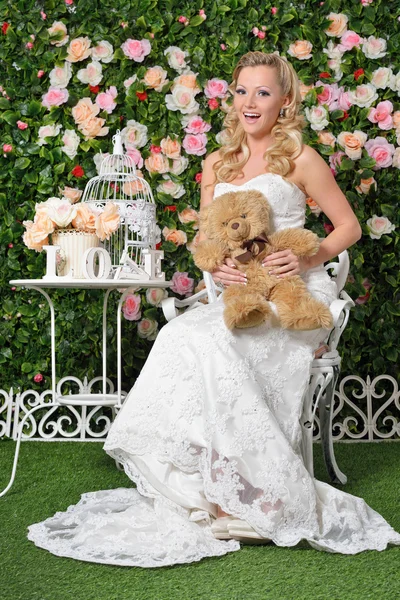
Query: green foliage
0,0,399,394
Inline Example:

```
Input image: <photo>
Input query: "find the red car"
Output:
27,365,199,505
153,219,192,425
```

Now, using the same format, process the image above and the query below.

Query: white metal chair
162,251,354,485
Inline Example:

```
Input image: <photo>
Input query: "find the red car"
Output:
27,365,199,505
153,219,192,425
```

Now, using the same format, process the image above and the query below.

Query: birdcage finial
112,130,124,155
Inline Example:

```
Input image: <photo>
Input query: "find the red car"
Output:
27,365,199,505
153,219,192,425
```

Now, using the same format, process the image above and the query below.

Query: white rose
91,40,114,63
47,21,69,47
121,119,148,149
49,63,72,89
366,215,395,239
169,156,189,175
371,67,393,90
392,147,400,169
323,40,345,60
137,318,158,340
45,197,77,228
37,124,62,146
163,46,189,73
61,129,80,159
362,36,387,60
124,74,138,89
77,61,103,86
347,84,378,108
216,129,231,145
304,105,329,131
327,58,343,81
145,288,168,306
389,72,400,95
165,85,199,115
157,177,185,199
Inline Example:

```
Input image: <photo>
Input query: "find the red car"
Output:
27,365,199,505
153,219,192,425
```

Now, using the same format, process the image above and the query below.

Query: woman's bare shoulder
296,144,327,168
203,149,222,168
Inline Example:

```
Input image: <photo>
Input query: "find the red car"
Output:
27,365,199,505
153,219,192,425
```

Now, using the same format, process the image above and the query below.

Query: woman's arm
264,145,362,276
199,152,246,285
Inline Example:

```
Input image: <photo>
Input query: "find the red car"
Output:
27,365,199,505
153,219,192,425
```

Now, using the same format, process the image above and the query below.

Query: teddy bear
194,189,333,331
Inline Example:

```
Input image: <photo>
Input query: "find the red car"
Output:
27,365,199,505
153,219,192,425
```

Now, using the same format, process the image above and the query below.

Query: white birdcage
81,131,164,281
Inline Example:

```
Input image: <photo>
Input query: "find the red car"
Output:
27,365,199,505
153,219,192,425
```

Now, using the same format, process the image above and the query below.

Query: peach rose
186,231,200,254
22,221,49,252
325,13,348,37
60,186,82,204
299,82,314,101
72,98,99,124
95,203,120,241
355,172,377,195
143,66,168,92
178,207,199,229
162,226,187,246
318,131,336,147
393,111,400,129
173,72,201,95
337,130,368,160
306,197,322,216
288,40,313,60
145,153,169,174
71,204,97,231
79,116,109,140
160,136,181,159
123,173,146,195
66,36,92,62
47,21,69,47
34,204,55,234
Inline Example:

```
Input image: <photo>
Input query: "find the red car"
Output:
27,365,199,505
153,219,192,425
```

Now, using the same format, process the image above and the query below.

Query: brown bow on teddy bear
194,189,333,331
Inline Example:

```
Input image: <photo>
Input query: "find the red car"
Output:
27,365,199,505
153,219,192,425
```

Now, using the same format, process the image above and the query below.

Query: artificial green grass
0,440,399,600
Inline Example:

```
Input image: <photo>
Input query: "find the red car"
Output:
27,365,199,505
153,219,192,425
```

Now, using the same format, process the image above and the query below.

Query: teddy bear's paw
280,300,333,331
224,295,272,329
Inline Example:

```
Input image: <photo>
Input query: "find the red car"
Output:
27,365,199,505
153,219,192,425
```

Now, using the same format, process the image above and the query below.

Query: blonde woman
28,52,400,566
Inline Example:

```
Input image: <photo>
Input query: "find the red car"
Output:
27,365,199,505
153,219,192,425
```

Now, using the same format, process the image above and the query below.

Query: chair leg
319,365,347,485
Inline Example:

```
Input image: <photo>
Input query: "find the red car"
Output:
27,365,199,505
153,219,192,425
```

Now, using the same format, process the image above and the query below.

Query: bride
28,52,400,567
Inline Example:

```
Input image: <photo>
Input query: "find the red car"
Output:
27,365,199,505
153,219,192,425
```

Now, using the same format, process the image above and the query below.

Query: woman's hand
212,258,247,286
262,250,310,278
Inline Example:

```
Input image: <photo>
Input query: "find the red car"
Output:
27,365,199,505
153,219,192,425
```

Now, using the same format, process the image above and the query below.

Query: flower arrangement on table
23,190,120,252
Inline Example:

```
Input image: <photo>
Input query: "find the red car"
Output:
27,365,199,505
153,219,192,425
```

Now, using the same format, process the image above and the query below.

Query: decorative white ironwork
1,375,399,442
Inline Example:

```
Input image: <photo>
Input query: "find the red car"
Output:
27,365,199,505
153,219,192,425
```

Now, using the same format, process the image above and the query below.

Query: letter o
82,247,112,280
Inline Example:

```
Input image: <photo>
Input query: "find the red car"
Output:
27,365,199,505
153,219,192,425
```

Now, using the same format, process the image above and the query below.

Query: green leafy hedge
0,0,399,394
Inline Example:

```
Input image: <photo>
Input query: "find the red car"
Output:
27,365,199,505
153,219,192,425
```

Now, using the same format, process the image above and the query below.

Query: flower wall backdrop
0,0,399,397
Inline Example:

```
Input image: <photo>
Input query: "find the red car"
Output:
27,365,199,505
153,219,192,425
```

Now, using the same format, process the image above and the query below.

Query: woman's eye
235,89,245,95
241,214,246,219
259,91,270,97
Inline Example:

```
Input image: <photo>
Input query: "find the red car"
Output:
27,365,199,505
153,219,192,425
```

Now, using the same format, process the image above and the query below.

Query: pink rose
182,133,208,156
328,150,346,174
17,120,28,130
183,115,211,134
337,30,363,52
3,144,12,153
337,89,352,111
204,78,229,99
41,87,69,109
95,86,117,114
364,137,395,169
208,98,219,110
316,82,339,110
170,271,194,296
367,100,393,130
121,38,151,62
122,293,141,321
33,373,44,383
37,70,45,78
126,147,144,169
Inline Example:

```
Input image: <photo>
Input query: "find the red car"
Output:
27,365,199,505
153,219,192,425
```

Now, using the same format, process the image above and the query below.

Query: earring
279,107,285,118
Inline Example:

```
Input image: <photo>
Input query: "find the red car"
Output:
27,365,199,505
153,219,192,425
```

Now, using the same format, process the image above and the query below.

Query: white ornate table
1,278,170,497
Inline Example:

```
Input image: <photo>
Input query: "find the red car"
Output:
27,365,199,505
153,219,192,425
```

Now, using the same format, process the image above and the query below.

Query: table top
10,278,171,290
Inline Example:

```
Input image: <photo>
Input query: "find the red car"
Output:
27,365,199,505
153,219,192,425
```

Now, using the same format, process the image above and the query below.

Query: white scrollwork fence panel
0,375,399,442
5,376,122,441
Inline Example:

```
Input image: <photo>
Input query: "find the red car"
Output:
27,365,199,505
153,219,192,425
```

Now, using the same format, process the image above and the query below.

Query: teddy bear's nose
231,222,240,230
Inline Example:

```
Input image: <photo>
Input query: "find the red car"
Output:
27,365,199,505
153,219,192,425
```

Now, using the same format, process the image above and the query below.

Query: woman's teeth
244,112,260,122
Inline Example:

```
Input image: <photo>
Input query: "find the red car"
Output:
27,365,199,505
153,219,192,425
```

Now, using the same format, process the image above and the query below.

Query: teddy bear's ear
199,204,212,234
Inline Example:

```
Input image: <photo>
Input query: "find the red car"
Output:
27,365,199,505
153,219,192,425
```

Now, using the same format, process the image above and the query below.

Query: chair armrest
327,290,355,352
161,287,210,322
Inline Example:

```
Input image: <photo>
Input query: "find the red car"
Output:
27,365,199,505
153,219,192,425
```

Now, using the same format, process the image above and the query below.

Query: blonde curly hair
213,52,304,183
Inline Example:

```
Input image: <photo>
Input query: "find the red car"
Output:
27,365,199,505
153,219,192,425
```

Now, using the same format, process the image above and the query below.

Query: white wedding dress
28,174,400,567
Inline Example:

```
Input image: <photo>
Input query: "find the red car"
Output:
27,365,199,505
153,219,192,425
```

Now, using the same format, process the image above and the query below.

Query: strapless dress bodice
214,173,306,233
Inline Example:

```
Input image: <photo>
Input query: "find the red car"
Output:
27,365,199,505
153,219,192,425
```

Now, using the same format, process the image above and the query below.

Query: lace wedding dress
28,174,400,567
